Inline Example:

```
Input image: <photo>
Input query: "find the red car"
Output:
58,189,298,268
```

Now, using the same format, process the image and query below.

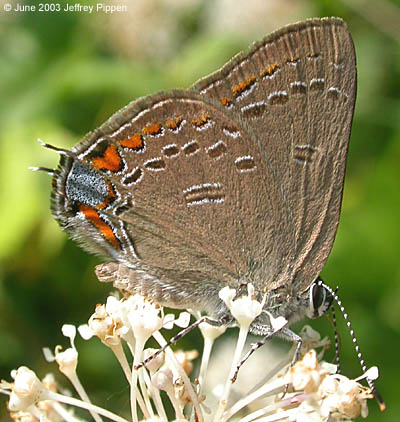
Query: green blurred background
0,0,399,420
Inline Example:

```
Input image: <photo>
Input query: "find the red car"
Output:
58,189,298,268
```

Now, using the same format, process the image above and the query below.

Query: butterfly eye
307,278,333,318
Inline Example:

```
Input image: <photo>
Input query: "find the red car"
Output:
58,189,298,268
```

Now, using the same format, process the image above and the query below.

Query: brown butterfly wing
53,90,293,313
193,17,357,294
52,18,356,316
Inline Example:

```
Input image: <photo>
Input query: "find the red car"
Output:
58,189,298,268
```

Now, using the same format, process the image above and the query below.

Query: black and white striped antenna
320,280,386,411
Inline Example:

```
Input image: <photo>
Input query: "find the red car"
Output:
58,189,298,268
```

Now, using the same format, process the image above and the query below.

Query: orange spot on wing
79,204,121,249
166,116,183,130
220,97,232,107
92,145,122,172
260,63,279,78
120,133,144,150
96,181,117,210
192,112,210,127
143,122,162,136
232,75,256,97
97,201,107,210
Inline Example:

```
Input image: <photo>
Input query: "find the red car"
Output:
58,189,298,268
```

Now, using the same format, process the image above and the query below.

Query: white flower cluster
0,285,377,422
285,350,374,421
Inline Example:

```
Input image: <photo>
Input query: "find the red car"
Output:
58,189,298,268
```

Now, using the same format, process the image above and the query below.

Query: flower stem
46,391,129,422
110,343,150,419
214,324,250,421
67,371,103,422
197,336,214,397
153,330,204,422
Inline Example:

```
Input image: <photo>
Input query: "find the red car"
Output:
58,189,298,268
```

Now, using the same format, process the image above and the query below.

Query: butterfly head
305,278,335,319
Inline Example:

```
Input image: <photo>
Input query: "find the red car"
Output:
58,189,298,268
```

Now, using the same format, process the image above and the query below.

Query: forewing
52,90,294,309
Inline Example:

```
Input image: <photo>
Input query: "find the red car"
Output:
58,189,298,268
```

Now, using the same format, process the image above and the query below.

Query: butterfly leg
281,327,303,367
231,327,302,383
135,315,227,370
231,327,276,382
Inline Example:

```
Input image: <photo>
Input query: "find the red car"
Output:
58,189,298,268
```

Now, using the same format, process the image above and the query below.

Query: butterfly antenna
36,138,75,158
28,166,55,176
322,282,385,411
29,139,77,175
325,297,341,370
331,302,341,369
